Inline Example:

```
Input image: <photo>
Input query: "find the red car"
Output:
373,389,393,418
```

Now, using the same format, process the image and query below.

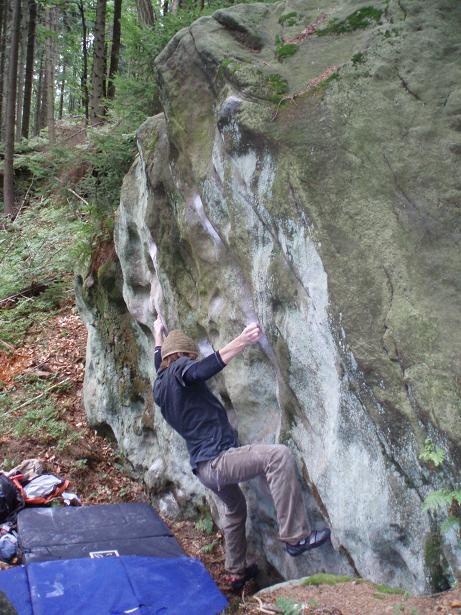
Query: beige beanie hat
161,330,198,360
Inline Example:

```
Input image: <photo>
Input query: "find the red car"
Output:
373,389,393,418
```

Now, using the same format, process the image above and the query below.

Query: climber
152,318,331,591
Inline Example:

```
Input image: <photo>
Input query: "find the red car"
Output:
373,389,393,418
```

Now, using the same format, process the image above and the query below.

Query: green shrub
266,73,289,102
276,42,298,60
76,130,136,219
352,52,366,65
200,540,218,553
0,194,82,344
275,35,298,60
195,513,214,535
275,597,302,615
278,11,298,26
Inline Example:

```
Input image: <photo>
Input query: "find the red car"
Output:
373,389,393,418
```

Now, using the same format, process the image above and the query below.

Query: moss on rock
424,531,451,592
318,6,383,36
302,573,354,586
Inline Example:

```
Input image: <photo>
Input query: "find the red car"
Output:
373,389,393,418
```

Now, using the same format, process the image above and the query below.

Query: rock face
76,0,461,594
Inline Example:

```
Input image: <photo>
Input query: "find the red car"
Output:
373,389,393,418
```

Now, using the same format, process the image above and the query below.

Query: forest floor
0,297,460,615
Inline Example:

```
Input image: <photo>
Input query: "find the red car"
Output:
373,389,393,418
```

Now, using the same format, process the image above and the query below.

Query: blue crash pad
0,556,228,615
0,567,30,615
18,503,184,563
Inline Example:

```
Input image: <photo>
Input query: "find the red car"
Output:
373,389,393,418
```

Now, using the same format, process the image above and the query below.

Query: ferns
419,439,446,468
423,489,461,512
419,440,460,536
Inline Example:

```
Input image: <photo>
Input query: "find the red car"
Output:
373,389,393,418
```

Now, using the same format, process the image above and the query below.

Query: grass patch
266,73,289,102
0,158,99,348
374,583,407,595
218,59,288,103
195,513,214,535
0,385,78,450
0,283,69,346
0,201,83,301
302,573,353,586
318,6,383,35
276,41,298,61
278,11,298,26
200,540,219,554
352,52,366,65
217,57,250,82
275,597,303,615
14,403,68,441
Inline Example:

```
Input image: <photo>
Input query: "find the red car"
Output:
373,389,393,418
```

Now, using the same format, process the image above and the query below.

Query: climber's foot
285,528,331,557
223,563,259,592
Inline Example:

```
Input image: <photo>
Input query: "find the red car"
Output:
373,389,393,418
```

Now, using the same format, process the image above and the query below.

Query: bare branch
12,180,35,222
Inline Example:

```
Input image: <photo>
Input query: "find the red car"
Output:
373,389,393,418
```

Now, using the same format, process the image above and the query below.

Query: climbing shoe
285,528,331,557
223,563,259,592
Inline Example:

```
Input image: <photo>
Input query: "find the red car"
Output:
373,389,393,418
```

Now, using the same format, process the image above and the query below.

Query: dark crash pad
0,555,228,614
17,502,183,563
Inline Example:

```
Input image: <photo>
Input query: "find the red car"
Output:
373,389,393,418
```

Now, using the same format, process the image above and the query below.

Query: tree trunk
162,0,168,15
77,0,88,121
107,0,121,100
3,0,21,215
103,40,107,98
1,0,11,141
33,50,44,135
58,63,65,119
0,0,7,137
39,55,48,132
44,5,56,143
21,0,36,139
89,0,106,124
15,0,28,141
68,62,78,114
136,0,155,26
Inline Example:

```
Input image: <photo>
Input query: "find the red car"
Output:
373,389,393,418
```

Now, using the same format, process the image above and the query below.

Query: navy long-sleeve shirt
153,348,238,470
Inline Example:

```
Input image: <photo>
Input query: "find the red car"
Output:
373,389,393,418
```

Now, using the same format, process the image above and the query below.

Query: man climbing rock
153,318,331,591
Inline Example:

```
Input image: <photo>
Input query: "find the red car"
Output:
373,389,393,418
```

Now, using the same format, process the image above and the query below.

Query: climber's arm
181,323,263,384
218,323,263,365
154,317,165,372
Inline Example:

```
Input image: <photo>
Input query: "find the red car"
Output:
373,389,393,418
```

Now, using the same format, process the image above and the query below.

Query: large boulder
77,0,461,594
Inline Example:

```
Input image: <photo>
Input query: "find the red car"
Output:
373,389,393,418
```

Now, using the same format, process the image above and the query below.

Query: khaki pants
196,444,310,575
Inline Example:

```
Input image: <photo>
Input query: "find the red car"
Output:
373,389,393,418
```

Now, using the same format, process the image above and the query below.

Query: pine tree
107,0,122,99
21,0,36,138
3,0,21,214
89,0,107,124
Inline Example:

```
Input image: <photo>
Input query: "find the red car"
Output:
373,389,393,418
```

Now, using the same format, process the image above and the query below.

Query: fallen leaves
286,13,328,44
1,300,145,506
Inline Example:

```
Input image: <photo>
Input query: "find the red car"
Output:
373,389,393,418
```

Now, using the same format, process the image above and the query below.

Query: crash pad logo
89,550,120,558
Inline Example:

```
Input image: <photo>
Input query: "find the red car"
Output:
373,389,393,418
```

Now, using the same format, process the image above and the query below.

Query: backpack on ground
0,474,24,523
10,474,69,506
